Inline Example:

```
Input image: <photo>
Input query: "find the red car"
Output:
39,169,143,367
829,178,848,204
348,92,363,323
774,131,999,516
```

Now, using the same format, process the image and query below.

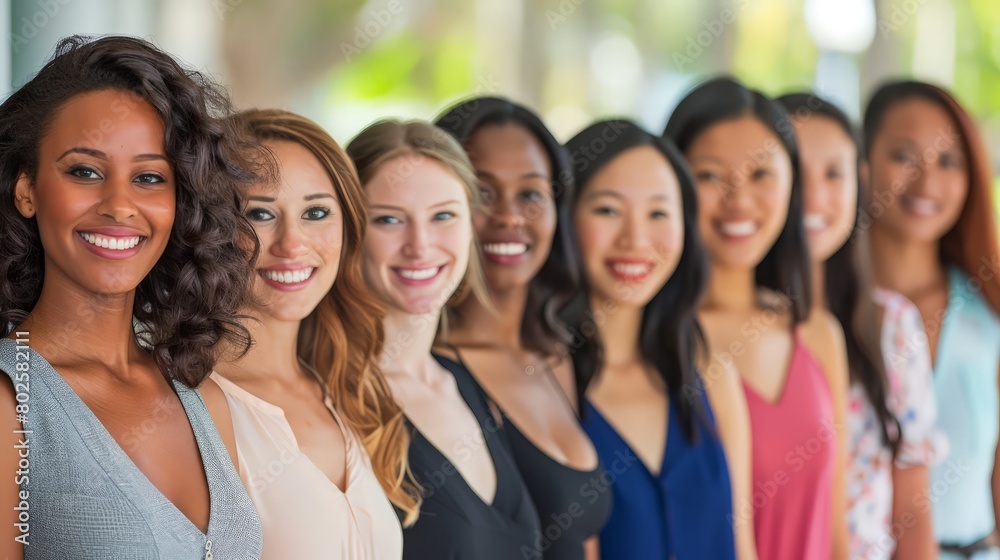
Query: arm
892,465,937,558
802,311,850,560
199,376,241,472
583,536,600,560
0,375,24,560
703,360,758,560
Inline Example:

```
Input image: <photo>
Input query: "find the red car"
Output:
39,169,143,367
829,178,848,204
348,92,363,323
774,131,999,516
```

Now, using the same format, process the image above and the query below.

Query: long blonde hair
347,119,492,335
237,109,420,524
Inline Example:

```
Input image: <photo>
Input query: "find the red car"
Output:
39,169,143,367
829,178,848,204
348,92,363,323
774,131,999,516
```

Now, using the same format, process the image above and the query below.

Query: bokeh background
3,0,999,219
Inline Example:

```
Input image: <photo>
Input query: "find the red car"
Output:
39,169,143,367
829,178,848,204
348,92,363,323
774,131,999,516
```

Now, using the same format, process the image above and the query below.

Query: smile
78,232,144,250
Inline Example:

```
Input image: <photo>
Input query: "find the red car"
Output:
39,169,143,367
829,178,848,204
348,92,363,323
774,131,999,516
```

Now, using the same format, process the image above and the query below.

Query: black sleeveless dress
400,355,541,559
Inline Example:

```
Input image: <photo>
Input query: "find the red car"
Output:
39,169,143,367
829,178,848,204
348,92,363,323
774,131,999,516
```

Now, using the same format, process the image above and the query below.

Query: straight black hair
565,119,711,441
664,77,812,323
435,97,582,363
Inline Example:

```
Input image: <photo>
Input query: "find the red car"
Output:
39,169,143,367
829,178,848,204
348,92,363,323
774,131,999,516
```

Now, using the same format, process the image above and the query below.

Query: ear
13,172,35,218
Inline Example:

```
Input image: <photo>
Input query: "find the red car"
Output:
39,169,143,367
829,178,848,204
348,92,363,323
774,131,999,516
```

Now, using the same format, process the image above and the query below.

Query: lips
605,259,654,283
715,219,759,240
901,195,941,218
804,213,828,233
393,265,445,286
257,266,317,292
75,230,147,260
482,242,529,264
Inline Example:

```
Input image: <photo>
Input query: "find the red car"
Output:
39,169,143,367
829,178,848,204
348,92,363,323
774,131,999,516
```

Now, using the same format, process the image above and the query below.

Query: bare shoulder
197,376,240,469
799,309,848,386
701,357,743,410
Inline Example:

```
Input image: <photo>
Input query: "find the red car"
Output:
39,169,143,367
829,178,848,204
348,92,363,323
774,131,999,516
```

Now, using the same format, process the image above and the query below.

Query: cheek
139,191,177,230
531,207,558,244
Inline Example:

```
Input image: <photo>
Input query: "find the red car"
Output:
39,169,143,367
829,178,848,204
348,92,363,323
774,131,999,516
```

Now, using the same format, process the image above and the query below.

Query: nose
271,218,309,259
802,171,829,213
402,221,430,259
489,195,526,230
96,175,139,223
615,212,651,251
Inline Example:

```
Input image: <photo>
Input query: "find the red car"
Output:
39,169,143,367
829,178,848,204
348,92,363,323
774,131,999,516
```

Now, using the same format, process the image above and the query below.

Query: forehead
586,145,680,200
465,123,551,175
367,154,469,207
41,89,165,156
795,116,857,155
253,140,337,199
876,97,959,143
687,116,785,161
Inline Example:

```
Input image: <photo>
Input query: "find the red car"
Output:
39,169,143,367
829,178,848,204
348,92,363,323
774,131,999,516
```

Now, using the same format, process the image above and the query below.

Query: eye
939,152,961,169
373,215,401,225
303,206,330,220
749,168,771,181
694,170,720,182
651,209,669,219
246,207,275,222
825,168,843,181
134,173,166,185
592,206,619,217
891,150,916,164
433,211,456,221
521,190,545,203
69,166,101,180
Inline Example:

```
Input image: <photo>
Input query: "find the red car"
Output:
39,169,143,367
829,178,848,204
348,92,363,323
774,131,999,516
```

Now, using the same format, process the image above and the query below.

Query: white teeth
398,267,439,280
79,233,142,250
719,220,758,236
804,214,828,231
907,197,939,217
261,268,315,284
483,243,528,256
611,262,651,276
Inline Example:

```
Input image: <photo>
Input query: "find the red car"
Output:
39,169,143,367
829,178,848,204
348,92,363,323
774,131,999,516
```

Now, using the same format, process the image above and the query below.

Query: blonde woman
348,120,542,559
213,110,416,559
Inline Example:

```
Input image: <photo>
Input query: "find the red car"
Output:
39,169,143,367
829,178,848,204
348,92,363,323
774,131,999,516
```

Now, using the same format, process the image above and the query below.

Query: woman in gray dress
0,35,266,559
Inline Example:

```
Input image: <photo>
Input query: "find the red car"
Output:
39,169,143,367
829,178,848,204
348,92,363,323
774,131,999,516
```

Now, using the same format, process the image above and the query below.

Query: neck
21,272,141,374
380,308,443,384
593,296,644,369
451,285,527,350
702,264,758,311
870,226,945,296
812,260,828,311
216,311,304,384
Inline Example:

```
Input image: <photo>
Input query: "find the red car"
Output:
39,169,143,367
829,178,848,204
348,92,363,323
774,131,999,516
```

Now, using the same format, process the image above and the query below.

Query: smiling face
362,154,473,316
14,89,175,296
244,140,343,322
685,115,794,271
465,123,556,293
795,115,858,262
573,145,684,308
865,97,969,245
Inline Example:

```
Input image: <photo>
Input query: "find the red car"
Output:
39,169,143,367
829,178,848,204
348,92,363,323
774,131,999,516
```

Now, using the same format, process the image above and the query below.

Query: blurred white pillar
805,0,876,120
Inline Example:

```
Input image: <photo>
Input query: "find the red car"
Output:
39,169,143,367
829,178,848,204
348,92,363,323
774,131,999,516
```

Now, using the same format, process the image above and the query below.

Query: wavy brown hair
0,35,263,387
238,109,421,525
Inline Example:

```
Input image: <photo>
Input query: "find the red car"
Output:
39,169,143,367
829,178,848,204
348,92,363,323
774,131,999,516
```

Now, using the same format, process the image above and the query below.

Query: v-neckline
741,333,801,407
31,346,217,538
586,399,670,479
211,372,354,495
409,354,502,509
929,266,958,374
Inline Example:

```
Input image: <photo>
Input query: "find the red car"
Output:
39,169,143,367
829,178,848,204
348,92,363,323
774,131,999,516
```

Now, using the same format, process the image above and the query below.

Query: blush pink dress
742,331,835,560
211,372,403,560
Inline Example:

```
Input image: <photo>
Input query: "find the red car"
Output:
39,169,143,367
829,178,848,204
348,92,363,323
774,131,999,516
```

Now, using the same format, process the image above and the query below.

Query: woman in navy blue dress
564,120,755,560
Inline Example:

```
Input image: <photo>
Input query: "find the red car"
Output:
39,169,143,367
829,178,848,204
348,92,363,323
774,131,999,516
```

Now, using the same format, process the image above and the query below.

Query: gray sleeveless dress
0,338,263,559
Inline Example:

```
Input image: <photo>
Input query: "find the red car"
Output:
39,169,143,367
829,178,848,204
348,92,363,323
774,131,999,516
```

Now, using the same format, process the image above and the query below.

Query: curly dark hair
434,96,581,360
0,35,266,387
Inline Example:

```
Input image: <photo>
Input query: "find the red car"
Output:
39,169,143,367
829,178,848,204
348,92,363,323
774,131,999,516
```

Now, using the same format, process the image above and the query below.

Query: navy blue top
581,392,735,560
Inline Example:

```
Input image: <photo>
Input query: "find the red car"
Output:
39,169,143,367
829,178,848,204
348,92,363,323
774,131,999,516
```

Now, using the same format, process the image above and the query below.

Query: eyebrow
585,189,671,201
56,147,167,162
686,155,731,165
370,199,462,211
247,193,337,203
477,170,552,181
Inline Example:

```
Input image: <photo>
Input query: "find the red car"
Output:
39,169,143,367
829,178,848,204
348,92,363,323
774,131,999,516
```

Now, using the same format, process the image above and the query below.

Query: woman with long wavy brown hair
212,109,417,559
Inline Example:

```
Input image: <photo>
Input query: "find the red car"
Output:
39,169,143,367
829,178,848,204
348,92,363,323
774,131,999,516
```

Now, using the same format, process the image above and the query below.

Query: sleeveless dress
211,372,402,559
0,338,262,559
743,331,835,560
582,389,735,560
447,349,611,559
846,288,946,560
400,354,541,559
932,266,1000,560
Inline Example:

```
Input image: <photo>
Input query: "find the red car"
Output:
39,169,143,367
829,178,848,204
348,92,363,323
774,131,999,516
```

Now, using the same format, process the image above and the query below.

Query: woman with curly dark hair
212,109,418,559
434,97,610,560
0,36,265,558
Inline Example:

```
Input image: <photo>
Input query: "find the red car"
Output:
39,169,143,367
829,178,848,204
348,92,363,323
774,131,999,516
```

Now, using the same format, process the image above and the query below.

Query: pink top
210,372,403,560
742,332,835,560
